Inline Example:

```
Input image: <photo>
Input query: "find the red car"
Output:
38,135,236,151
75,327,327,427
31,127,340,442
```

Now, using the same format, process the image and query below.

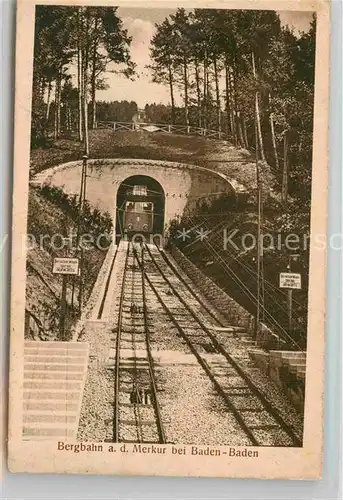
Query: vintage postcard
8,0,330,478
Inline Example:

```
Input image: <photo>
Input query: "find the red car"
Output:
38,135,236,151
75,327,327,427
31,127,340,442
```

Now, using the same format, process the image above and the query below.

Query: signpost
53,257,80,275
279,272,301,290
53,257,80,340
279,265,302,335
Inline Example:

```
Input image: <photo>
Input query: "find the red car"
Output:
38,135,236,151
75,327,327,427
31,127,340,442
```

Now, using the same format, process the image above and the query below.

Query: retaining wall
248,349,306,413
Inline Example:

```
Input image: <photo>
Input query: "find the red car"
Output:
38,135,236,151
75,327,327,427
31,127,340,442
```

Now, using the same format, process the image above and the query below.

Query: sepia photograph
8,0,330,478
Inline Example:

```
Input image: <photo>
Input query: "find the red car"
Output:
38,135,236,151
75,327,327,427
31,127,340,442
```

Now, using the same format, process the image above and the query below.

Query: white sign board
53,257,79,275
279,272,302,289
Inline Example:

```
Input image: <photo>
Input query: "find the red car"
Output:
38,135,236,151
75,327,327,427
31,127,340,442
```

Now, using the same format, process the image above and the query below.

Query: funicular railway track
113,242,166,444
131,242,302,447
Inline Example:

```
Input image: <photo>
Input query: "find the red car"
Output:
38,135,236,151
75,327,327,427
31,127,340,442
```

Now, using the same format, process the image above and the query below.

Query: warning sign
279,272,302,289
53,257,79,275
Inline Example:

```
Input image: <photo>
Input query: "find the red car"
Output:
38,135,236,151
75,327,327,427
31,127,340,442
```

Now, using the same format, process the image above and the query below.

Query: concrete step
22,341,89,441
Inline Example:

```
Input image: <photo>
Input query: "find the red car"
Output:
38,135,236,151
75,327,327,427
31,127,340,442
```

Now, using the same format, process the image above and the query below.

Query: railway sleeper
119,338,146,343
238,407,265,413
224,391,252,397
115,366,151,373
249,424,281,431
119,419,161,427
119,360,150,366
120,326,146,333
118,402,155,408
119,439,163,444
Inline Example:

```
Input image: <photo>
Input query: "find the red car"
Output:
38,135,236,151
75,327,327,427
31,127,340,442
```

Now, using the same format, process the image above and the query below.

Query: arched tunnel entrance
116,175,165,242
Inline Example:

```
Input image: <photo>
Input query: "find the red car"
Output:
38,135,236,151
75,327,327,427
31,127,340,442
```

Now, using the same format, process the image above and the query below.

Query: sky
96,8,315,108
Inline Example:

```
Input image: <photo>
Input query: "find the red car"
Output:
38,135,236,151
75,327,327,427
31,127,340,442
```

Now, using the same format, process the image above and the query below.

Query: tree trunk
269,94,279,170
83,69,89,156
90,71,97,130
90,18,99,130
228,68,237,145
237,111,245,148
183,54,189,127
233,56,242,146
67,104,72,131
82,9,90,156
282,132,288,206
168,63,175,124
57,73,61,136
224,58,232,140
270,112,279,169
213,54,221,134
252,51,266,162
54,69,62,140
77,8,83,142
45,80,52,123
53,80,58,140
195,57,202,128
242,115,249,148
203,47,208,130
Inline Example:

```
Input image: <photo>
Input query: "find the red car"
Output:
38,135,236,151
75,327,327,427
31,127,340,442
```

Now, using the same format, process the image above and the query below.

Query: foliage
96,100,138,122
31,6,135,146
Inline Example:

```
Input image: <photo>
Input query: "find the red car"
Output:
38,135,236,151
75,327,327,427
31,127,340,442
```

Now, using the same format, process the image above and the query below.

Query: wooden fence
95,121,231,141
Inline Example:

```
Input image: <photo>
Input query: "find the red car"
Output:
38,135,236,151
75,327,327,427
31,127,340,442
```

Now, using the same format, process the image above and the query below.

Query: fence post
113,122,116,132
168,124,171,133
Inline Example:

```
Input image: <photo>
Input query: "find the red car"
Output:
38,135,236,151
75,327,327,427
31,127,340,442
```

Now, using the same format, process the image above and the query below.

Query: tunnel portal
116,175,165,242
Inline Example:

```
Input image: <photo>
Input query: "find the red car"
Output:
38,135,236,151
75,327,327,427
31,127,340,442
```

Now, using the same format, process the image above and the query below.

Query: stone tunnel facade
31,158,246,236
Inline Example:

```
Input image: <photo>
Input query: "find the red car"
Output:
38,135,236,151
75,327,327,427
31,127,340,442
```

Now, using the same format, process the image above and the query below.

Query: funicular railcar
123,185,155,234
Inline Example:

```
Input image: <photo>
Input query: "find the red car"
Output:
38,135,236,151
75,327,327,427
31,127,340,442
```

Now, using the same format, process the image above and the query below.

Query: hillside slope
25,189,108,340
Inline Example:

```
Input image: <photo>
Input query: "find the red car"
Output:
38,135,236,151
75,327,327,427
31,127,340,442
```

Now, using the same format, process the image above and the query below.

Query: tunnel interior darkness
116,175,165,239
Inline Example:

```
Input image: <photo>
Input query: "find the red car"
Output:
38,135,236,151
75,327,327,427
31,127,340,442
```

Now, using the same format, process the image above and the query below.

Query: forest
32,6,135,152
149,8,316,209
32,6,315,210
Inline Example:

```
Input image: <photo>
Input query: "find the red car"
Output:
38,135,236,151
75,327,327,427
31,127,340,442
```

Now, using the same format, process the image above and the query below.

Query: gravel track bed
77,324,115,442
120,423,158,442
156,365,252,446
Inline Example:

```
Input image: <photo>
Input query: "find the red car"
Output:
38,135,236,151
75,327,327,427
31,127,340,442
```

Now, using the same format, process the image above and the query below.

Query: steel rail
143,244,302,447
113,242,130,442
129,249,145,442
134,244,167,444
152,241,225,328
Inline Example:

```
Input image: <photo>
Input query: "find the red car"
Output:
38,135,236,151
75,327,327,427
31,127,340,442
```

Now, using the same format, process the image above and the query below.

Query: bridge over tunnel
31,158,245,244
